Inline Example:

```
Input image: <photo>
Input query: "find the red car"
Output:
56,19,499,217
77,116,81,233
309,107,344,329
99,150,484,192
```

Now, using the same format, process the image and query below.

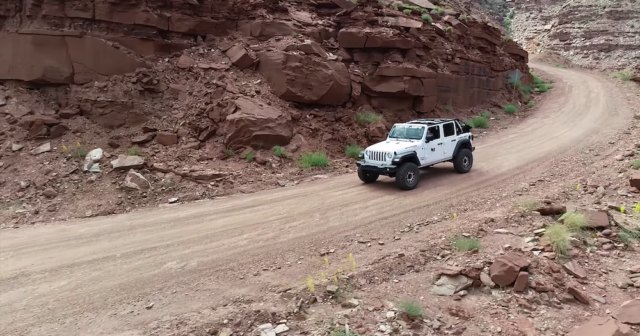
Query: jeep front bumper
356,161,398,175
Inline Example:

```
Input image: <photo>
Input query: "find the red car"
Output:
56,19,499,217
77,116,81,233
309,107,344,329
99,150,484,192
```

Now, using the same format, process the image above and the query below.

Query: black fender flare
453,139,473,158
393,151,420,165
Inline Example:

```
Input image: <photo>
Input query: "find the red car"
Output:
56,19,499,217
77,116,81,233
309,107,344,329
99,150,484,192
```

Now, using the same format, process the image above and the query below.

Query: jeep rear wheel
453,148,473,173
358,167,379,183
395,163,420,190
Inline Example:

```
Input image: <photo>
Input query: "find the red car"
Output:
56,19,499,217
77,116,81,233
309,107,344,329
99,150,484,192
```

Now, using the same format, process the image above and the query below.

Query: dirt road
0,64,632,335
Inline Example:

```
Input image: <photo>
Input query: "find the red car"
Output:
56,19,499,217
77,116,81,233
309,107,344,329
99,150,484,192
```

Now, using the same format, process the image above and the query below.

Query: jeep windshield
388,125,425,140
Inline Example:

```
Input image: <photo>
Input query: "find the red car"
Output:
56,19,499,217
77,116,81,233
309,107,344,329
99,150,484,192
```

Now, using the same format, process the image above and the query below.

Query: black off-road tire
358,167,379,183
453,148,473,173
395,163,420,190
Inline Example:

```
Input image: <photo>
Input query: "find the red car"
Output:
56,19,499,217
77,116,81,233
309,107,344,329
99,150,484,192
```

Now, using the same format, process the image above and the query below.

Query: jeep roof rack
404,118,456,125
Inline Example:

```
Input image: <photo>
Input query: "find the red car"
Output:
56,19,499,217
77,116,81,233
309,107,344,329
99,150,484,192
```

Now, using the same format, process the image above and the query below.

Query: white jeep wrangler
356,119,474,190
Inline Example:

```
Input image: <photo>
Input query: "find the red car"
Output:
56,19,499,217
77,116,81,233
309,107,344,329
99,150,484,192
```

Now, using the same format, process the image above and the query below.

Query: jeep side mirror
425,134,434,143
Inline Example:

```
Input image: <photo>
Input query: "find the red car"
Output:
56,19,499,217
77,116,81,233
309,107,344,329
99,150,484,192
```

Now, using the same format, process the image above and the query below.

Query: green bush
356,112,383,125
532,74,544,85
403,9,411,14
504,104,517,114
559,211,588,232
452,236,480,251
443,105,452,112
421,14,433,23
543,224,570,257
466,116,488,129
272,146,288,158
537,84,552,92
401,4,428,13
71,146,88,159
331,330,358,336
299,152,330,168
612,71,633,82
127,146,142,157
245,151,255,163
521,85,532,94
445,26,453,33
345,144,362,159
527,101,535,107
480,110,492,119
398,300,423,318
224,149,235,158
631,160,640,169
553,63,567,68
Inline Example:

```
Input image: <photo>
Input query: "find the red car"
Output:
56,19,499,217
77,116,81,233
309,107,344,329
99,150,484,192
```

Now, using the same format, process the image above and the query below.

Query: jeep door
424,125,445,164
441,122,458,159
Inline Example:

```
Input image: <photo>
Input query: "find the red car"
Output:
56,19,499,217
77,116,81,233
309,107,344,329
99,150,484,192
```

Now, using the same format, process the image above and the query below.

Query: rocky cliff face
0,0,534,221
507,0,640,71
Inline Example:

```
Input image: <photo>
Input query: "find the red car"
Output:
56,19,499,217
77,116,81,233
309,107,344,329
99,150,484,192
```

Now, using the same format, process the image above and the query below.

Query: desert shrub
631,160,640,170
452,236,480,251
519,200,539,212
71,147,88,159
272,146,288,158
299,152,329,168
553,63,567,68
480,110,492,119
559,211,588,232
398,300,423,318
356,112,383,125
421,14,433,22
127,146,142,156
245,151,255,163
466,116,488,129
537,84,552,92
403,9,411,15
527,101,535,107
504,104,517,114
543,224,571,257
345,144,362,159
612,71,633,82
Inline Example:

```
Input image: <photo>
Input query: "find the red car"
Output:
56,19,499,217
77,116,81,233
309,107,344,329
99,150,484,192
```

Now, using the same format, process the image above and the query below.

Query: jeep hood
366,140,421,154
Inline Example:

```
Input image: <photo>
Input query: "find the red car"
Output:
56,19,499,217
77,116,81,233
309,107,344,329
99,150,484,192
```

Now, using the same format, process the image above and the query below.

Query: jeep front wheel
358,167,379,183
453,148,473,173
395,163,420,190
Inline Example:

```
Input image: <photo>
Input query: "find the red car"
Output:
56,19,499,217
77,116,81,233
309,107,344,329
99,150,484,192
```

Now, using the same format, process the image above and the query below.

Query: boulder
177,55,195,69
443,15,468,32
431,275,472,296
587,210,610,228
239,20,294,41
330,0,357,10
225,45,255,69
480,272,495,288
156,132,178,146
566,317,635,336
199,125,218,141
535,204,566,216
224,97,292,149
614,299,640,325
0,33,146,84
381,17,424,28
567,285,590,304
489,254,529,286
513,272,529,292
58,108,80,119
124,169,151,191
363,76,424,97
42,188,58,198
132,133,156,144
111,155,145,169
630,173,640,189
366,121,388,141
258,52,351,105
297,41,328,58
563,261,588,279
32,142,51,155
49,124,69,139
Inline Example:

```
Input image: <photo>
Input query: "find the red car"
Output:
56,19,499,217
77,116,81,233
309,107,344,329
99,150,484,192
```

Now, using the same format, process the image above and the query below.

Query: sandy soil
0,63,636,336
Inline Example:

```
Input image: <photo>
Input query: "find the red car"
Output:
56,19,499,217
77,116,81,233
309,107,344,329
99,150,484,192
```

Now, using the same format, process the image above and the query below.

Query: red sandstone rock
225,45,255,69
258,52,350,106
224,97,292,149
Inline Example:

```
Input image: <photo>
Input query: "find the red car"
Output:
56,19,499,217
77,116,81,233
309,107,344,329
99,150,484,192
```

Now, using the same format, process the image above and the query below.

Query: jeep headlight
358,151,364,159
387,152,393,159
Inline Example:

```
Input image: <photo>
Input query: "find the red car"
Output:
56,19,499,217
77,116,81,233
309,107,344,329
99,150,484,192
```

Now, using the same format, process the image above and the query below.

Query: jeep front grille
368,151,387,162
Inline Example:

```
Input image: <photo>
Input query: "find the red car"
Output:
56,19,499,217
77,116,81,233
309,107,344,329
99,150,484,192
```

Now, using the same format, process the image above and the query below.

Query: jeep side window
443,122,455,137
454,121,462,135
428,126,441,139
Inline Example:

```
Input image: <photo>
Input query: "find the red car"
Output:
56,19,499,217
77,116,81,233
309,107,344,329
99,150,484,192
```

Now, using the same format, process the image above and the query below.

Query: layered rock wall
508,0,640,70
